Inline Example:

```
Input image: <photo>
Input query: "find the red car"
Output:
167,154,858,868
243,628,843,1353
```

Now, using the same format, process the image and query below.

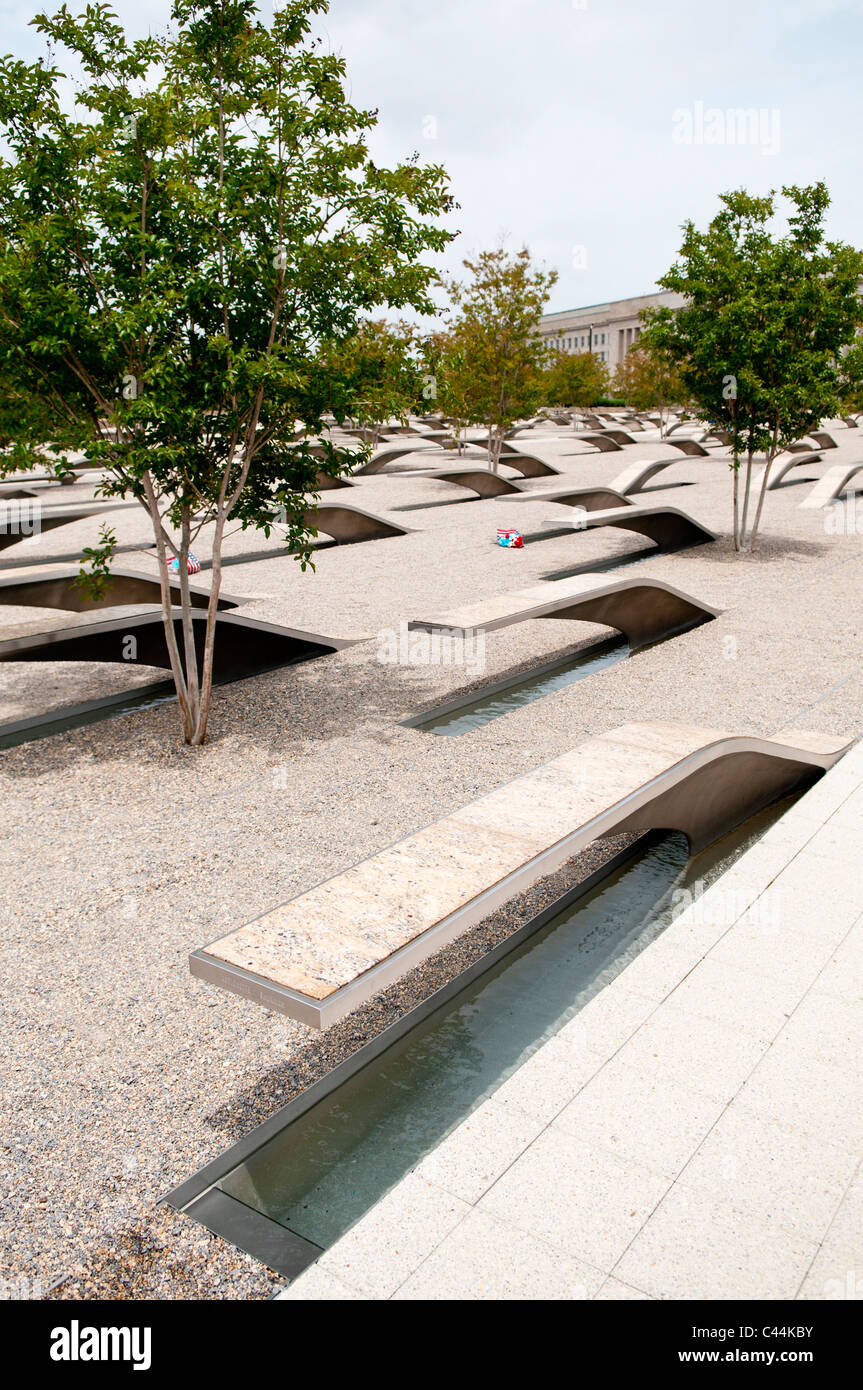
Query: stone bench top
757,451,824,491
408,468,524,496
353,442,443,473
609,458,689,495
0,605,360,655
0,498,135,518
570,432,623,452
497,484,631,509
191,721,851,1028
534,502,717,547
799,462,863,509
0,605,159,644
407,572,721,640
661,437,710,456
301,502,411,541
0,563,245,616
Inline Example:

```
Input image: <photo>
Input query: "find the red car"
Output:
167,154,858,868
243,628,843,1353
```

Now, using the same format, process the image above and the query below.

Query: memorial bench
799,462,863,509
609,458,691,496
409,468,524,498
191,722,851,1027
511,501,717,549
755,451,824,492
301,502,411,542
0,499,137,552
0,563,240,613
0,608,357,676
500,484,632,512
408,572,720,652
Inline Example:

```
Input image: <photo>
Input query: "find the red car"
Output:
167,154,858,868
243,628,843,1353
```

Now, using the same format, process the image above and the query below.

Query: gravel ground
46,830,638,1301
1,420,862,1300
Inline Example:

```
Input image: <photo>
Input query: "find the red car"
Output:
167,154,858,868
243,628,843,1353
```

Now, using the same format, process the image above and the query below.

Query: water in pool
0,684,176,750
219,796,799,1250
418,637,628,736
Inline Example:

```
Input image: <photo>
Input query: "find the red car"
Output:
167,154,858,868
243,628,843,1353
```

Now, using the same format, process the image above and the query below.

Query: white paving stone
735,1048,863,1150
770,852,863,919
800,804,863,859
612,937,706,1004
818,1162,863,1255
612,998,772,1099
412,1092,543,1203
275,1265,362,1301
392,1209,605,1301
310,1173,471,1299
814,917,863,1002
477,1128,671,1271
552,1054,724,1178
768,991,863,1071
614,1183,820,1301
671,1101,857,1242
277,750,863,1301
483,1030,606,1125
555,981,658,1053
758,811,823,855
707,908,840,995
662,954,802,1038
594,1277,653,1300
796,1246,863,1302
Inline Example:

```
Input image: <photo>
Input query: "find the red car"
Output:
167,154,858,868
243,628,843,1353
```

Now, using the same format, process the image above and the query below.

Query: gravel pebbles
1,423,861,1299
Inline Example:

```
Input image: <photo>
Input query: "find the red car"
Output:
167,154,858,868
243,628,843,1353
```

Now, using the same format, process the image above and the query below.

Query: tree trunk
739,449,754,547
732,451,740,551
748,424,779,552
194,507,228,746
143,472,196,742
177,506,201,735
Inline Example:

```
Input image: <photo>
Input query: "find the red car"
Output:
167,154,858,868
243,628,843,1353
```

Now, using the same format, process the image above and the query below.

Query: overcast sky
3,0,862,314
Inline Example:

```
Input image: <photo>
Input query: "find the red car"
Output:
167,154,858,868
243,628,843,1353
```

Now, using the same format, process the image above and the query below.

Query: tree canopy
612,341,690,435
642,183,863,550
442,246,556,470
320,319,424,447
0,0,454,741
542,349,609,415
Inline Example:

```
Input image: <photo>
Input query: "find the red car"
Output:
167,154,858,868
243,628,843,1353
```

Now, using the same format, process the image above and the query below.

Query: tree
444,247,557,471
0,0,453,742
837,335,863,414
320,318,424,448
0,385,76,477
612,341,690,437
643,184,863,550
542,349,609,420
420,327,472,453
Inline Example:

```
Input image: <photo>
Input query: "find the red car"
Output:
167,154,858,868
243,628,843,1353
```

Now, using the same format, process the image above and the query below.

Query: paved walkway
279,742,863,1301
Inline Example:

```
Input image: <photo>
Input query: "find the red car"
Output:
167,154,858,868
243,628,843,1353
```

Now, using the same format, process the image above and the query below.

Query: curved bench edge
191,724,854,1028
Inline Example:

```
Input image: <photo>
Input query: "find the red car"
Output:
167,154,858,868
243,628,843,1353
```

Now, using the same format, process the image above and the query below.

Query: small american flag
496,528,523,548
167,553,202,575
